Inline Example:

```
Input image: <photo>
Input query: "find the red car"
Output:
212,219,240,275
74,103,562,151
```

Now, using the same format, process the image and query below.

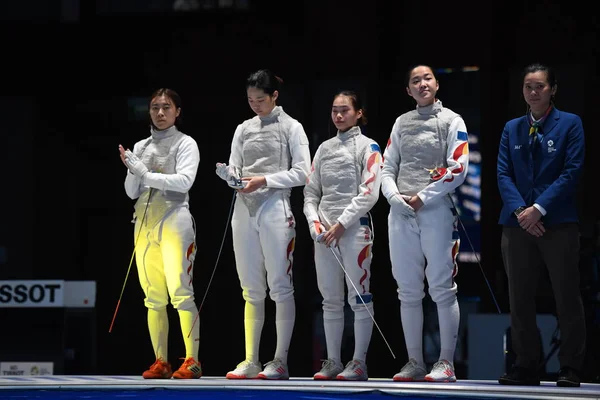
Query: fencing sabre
448,194,502,314
322,239,396,359
188,189,237,337
109,187,154,333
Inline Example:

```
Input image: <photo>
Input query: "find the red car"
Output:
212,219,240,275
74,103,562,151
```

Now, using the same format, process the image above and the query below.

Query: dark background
1,0,599,381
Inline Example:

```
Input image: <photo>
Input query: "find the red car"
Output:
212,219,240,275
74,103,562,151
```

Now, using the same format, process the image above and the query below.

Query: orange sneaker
142,358,173,379
172,357,202,379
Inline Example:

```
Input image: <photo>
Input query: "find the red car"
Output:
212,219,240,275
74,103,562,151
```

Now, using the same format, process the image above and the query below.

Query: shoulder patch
370,143,381,153
457,131,468,141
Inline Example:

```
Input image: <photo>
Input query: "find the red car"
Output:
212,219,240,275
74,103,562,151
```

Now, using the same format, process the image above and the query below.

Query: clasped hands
310,220,345,248
390,193,423,219
517,206,545,237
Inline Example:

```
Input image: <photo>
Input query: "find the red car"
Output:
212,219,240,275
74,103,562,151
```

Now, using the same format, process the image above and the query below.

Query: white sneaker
336,359,368,381
226,360,262,379
257,359,289,380
424,360,457,382
314,359,344,380
393,358,427,382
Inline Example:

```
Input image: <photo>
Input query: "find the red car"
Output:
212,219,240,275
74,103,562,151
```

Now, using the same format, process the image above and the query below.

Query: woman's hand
526,220,545,237
118,144,129,168
407,195,424,211
517,206,542,231
239,176,267,194
322,222,346,248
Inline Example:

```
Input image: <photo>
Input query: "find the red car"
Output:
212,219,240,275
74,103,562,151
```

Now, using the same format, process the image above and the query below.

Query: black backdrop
1,0,598,380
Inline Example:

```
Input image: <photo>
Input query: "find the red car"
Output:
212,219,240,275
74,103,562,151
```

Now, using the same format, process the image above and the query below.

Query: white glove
308,220,326,242
216,162,243,188
124,150,149,178
389,193,416,219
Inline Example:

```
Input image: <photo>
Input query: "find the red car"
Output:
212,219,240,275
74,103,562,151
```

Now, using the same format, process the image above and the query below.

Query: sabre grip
316,232,325,243
229,178,248,189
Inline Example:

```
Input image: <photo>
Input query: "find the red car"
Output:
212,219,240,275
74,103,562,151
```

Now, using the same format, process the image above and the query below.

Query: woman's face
523,71,555,113
149,95,180,130
247,87,278,117
406,66,439,107
331,95,362,132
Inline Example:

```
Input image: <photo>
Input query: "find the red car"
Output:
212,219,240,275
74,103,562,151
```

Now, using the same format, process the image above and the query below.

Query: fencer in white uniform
216,70,311,380
381,66,469,382
119,88,202,379
304,91,382,381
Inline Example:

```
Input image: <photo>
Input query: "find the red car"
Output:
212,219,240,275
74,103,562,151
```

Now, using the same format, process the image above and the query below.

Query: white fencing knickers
388,199,459,305
314,216,374,319
231,191,296,304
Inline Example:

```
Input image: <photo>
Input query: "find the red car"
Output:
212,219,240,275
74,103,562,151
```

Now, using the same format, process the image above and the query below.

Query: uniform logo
426,167,447,182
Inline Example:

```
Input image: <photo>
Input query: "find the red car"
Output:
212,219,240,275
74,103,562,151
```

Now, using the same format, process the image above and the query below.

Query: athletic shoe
314,359,344,380
172,357,202,379
336,359,368,381
142,358,172,379
425,360,457,382
393,358,427,382
226,360,262,379
258,358,289,380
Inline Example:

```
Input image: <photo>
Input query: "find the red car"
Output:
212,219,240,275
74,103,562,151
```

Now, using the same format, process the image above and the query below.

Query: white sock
244,300,265,363
323,317,344,363
148,308,169,361
437,298,460,365
274,298,295,364
178,307,199,359
401,302,424,367
353,316,373,362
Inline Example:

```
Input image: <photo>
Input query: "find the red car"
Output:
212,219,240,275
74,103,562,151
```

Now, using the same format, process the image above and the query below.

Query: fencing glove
389,193,416,219
124,150,149,178
216,162,243,188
